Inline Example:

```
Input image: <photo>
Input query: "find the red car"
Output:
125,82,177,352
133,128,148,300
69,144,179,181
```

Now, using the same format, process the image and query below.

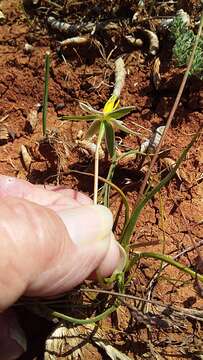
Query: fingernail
114,243,128,273
58,204,113,245
96,236,127,277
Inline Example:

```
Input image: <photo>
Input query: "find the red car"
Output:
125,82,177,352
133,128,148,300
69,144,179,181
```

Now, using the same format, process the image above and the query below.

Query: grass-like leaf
59,114,100,121
104,121,115,158
134,252,203,283
121,129,201,249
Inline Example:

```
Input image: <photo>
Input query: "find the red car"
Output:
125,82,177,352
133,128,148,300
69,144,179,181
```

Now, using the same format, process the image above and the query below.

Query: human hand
0,175,123,359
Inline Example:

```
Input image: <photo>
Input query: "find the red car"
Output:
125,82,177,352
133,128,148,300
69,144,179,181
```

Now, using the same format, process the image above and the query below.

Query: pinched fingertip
96,235,127,278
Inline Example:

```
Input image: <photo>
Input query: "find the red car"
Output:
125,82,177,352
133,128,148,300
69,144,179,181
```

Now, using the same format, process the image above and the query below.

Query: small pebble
0,10,6,24
24,43,33,53
55,103,65,111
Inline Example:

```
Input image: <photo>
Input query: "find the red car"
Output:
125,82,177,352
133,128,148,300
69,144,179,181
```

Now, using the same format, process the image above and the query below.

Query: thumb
26,204,122,297
0,197,122,309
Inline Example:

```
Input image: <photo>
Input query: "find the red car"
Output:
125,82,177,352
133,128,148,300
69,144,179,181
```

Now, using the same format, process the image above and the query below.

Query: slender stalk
43,0,62,9
135,13,203,205
42,51,50,137
52,305,118,324
70,169,130,225
103,153,117,207
94,122,105,204
79,288,188,310
136,252,203,283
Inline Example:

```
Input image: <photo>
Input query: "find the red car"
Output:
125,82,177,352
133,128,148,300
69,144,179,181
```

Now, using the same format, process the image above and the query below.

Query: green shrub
169,15,203,79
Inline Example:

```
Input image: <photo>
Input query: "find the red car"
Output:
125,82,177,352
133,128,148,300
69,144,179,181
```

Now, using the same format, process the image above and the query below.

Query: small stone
24,43,33,53
0,10,6,24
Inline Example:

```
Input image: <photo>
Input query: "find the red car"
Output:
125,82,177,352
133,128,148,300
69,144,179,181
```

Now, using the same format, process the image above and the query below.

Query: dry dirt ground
0,0,203,359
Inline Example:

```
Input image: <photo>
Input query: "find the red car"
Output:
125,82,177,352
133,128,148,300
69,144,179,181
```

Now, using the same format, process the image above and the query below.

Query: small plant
59,57,145,204
37,49,203,327
60,95,140,204
169,13,203,79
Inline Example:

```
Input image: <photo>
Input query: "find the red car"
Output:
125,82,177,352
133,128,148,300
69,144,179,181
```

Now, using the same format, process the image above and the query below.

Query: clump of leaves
169,14,203,79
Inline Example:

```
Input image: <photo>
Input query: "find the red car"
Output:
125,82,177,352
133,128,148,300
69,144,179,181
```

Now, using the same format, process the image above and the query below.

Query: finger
0,198,122,310
0,175,92,208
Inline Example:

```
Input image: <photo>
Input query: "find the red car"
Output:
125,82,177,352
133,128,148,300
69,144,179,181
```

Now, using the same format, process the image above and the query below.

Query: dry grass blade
45,323,132,360
152,57,161,90
0,125,9,141
0,114,9,123
161,157,181,180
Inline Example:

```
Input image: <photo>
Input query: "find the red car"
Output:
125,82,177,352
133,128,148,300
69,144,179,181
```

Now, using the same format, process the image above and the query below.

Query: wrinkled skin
0,175,122,359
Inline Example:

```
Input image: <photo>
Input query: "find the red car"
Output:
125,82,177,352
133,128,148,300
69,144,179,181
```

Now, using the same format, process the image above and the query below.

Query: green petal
79,102,101,114
104,121,115,158
86,120,101,138
103,95,119,114
113,120,141,136
109,106,136,119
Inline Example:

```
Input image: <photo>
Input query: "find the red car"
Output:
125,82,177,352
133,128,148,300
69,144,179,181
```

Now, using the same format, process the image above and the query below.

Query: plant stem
136,252,203,283
94,122,105,204
42,51,50,137
135,12,203,205
70,169,129,224
52,304,118,324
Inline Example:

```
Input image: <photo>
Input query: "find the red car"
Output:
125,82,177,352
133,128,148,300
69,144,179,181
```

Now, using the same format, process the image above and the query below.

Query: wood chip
0,125,9,141
21,145,32,170
76,139,105,159
152,57,161,90
60,35,90,47
26,105,40,131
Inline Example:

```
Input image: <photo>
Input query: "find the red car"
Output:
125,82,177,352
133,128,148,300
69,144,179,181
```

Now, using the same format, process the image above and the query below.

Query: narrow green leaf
113,120,141,136
108,106,136,120
121,129,201,248
104,121,115,158
59,114,100,121
135,252,203,283
86,120,101,138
